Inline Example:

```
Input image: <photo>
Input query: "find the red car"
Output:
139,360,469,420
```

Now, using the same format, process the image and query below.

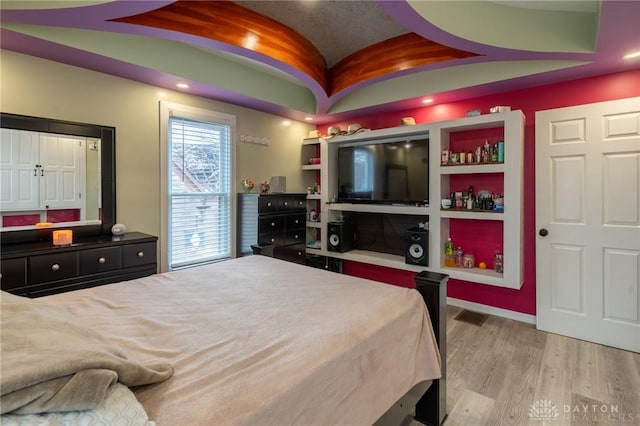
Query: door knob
539,228,548,237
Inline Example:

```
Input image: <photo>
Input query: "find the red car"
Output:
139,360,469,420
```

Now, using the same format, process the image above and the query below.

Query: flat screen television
337,137,429,205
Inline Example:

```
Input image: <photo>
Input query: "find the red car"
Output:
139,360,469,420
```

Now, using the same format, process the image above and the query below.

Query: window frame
159,101,237,272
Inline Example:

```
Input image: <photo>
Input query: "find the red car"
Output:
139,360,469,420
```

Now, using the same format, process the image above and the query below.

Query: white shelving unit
300,111,524,286
430,110,524,288
301,137,326,255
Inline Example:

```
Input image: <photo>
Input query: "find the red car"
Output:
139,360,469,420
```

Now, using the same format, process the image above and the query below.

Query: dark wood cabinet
237,193,306,264
0,232,157,297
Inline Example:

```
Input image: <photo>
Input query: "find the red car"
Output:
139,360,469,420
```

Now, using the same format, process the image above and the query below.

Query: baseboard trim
447,297,536,325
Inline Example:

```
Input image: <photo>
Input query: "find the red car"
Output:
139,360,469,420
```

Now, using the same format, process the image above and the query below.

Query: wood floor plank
442,305,640,425
445,389,495,426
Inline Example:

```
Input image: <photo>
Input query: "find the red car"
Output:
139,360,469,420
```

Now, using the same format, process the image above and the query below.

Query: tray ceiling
1,0,638,123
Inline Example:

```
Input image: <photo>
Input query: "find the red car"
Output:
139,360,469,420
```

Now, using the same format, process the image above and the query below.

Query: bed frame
373,271,447,426
413,271,448,426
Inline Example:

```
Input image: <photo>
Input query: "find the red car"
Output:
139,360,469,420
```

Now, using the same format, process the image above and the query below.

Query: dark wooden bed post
413,271,448,426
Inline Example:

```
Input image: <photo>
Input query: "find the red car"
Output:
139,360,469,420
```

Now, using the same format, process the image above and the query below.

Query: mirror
0,113,115,244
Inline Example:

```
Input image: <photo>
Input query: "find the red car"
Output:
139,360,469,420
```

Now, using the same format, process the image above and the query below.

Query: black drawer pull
51,264,60,271
98,257,106,264
137,251,144,258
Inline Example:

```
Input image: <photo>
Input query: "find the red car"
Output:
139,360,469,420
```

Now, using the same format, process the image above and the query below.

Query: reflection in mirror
0,129,102,230
0,113,115,244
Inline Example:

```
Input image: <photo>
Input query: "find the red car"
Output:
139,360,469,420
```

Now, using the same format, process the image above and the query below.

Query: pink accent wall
324,70,640,316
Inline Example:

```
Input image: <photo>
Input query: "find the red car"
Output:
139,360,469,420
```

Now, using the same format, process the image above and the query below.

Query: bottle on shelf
455,246,464,267
444,237,455,267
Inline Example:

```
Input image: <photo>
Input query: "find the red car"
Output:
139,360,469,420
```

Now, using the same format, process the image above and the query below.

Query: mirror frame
0,112,116,245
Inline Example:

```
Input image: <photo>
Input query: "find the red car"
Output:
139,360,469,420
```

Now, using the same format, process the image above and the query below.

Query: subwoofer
405,227,428,266
327,221,355,253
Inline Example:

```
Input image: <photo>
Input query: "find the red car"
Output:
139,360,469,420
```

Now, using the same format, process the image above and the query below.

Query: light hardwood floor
437,305,640,426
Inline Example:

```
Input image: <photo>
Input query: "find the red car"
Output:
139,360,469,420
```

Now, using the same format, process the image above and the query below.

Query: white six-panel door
0,128,40,211
536,97,640,353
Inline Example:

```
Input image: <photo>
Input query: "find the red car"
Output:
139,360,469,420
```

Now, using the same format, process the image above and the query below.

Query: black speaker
327,221,355,253
405,227,428,266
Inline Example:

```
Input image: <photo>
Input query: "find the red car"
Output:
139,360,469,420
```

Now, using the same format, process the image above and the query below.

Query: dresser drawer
285,228,305,245
80,246,122,275
29,252,79,284
286,213,306,230
258,196,278,213
259,216,284,233
258,232,284,247
275,244,306,264
279,196,306,212
1,258,27,290
122,242,156,268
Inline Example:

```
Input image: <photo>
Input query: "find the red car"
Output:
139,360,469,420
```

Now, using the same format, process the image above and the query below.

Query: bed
1,255,445,425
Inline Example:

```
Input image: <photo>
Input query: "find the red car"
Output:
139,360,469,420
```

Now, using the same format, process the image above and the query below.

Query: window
160,102,235,271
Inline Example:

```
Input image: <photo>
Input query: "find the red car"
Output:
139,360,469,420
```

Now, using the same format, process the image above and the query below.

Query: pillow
1,383,155,426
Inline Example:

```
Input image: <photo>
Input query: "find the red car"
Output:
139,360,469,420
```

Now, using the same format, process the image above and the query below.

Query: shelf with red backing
431,110,524,289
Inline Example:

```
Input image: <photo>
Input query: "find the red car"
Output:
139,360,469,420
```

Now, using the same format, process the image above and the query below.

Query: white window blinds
168,115,232,269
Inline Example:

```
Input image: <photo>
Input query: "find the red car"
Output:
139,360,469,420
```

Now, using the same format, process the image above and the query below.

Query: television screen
337,138,429,205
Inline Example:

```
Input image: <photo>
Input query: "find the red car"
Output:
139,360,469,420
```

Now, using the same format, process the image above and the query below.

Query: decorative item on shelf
490,105,511,113
241,178,255,193
443,237,455,267
455,246,464,267
111,223,126,235
52,229,73,246
307,130,321,138
35,222,53,229
309,157,321,165
441,199,452,209
463,253,475,268
309,209,318,222
260,180,270,194
494,252,504,273
400,117,416,125
270,176,286,193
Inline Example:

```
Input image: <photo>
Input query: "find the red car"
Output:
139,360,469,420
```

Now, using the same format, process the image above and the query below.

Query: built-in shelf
327,203,430,215
301,110,523,290
328,250,427,273
439,163,504,174
439,209,504,220
439,266,505,287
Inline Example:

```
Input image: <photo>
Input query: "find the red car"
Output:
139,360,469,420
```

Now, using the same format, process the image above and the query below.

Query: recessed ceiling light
623,51,640,60
422,98,434,104
176,83,189,89
304,117,313,121
282,120,291,126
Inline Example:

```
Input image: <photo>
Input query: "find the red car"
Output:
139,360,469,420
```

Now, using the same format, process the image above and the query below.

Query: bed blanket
43,256,442,425
0,291,173,415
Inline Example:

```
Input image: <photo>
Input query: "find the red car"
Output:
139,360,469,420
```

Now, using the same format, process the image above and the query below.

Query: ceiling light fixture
282,120,291,126
304,117,313,121
422,98,434,104
244,33,259,50
623,51,640,60
176,83,189,89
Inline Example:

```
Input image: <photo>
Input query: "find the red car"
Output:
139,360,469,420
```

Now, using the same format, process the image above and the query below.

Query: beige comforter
42,256,441,425
0,291,173,415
